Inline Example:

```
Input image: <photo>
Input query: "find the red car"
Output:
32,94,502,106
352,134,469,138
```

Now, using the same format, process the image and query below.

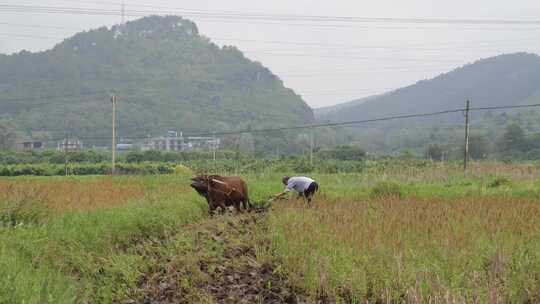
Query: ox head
190,175,225,197
190,175,210,197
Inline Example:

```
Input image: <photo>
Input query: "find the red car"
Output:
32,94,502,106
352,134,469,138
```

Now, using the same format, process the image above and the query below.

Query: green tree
425,144,444,161
0,16,314,148
0,120,20,150
469,135,491,160
500,123,527,153
317,145,366,161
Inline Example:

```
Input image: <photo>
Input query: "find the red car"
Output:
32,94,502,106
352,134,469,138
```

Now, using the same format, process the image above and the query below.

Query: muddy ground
129,211,306,304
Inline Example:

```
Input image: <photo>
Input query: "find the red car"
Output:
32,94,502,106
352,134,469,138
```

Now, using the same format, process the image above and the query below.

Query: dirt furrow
131,212,304,304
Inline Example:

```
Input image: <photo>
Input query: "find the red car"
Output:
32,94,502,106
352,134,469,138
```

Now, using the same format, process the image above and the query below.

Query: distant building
17,140,44,151
117,143,134,151
117,138,135,151
57,138,83,152
142,131,184,152
142,131,220,151
185,136,220,150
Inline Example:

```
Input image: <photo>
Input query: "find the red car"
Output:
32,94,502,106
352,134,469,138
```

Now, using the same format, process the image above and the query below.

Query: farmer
274,176,319,204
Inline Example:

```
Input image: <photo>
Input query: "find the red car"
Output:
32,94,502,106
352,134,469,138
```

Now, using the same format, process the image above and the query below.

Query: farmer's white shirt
284,177,314,193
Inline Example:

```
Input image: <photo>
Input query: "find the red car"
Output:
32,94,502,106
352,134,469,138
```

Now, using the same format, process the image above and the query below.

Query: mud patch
131,213,304,304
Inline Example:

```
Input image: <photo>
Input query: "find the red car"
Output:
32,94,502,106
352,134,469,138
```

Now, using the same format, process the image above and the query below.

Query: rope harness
204,176,241,203
209,178,239,197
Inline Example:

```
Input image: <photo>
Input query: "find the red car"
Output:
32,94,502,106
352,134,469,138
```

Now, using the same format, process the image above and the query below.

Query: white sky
1,0,539,108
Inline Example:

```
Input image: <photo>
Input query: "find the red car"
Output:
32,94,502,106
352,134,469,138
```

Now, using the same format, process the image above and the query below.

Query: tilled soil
133,212,305,304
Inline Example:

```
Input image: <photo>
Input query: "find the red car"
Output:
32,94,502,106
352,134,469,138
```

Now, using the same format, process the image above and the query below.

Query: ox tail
245,192,254,211
243,181,254,211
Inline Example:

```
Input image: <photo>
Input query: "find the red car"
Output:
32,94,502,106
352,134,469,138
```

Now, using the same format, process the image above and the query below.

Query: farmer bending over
274,176,319,204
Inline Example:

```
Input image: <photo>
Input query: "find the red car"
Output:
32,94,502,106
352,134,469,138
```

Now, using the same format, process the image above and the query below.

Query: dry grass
0,178,146,212
0,177,197,212
2,166,540,303
366,161,540,183
0,175,205,303
269,196,540,302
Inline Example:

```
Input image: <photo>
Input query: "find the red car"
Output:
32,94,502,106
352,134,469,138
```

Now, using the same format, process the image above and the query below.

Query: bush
0,150,110,165
487,176,512,188
317,160,366,173
0,162,176,176
292,159,314,173
0,197,50,227
124,150,241,163
317,145,366,161
369,181,404,199
174,164,193,176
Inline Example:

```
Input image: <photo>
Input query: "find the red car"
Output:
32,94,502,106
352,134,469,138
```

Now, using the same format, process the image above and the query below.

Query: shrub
369,181,404,199
487,176,512,188
0,196,50,227
174,164,193,176
0,163,176,176
125,151,144,163
292,159,314,173
317,145,366,161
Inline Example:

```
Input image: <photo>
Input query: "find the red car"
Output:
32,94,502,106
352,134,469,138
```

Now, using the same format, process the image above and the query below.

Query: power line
0,32,62,39
129,104,540,137
213,37,540,52
39,0,540,30
11,103,540,144
248,51,465,63
187,109,467,137
1,4,540,26
0,31,528,68
470,104,540,111
279,68,449,78
0,22,83,30
3,24,535,49
299,88,396,94
0,91,107,105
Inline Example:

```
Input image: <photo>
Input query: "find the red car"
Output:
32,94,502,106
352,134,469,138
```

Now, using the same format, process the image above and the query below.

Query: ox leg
233,201,242,214
217,201,227,214
241,198,249,211
208,203,217,217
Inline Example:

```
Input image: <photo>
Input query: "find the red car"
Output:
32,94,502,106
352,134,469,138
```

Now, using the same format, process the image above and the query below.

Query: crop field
1,162,540,303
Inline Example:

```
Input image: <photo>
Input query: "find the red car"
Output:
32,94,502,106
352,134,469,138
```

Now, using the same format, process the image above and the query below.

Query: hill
314,53,540,157
315,53,540,122
315,94,382,120
0,16,313,147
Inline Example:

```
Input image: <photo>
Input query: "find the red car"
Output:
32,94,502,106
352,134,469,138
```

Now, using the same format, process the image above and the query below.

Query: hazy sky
1,0,540,108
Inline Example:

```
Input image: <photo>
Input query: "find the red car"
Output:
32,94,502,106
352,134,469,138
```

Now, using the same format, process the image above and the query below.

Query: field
1,162,540,303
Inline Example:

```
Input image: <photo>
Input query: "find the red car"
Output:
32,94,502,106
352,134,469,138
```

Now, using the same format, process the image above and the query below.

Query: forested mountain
314,53,540,158
316,53,540,122
0,16,313,147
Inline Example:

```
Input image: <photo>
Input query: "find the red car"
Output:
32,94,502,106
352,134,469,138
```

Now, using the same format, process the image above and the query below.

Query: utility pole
111,94,118,175
309,128,314,167
64,134,69,176
212,132,217,170
463,100,470,174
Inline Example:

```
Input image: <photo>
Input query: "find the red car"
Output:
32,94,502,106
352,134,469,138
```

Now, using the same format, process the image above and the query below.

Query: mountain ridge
0,15,314,146
315,52,540,122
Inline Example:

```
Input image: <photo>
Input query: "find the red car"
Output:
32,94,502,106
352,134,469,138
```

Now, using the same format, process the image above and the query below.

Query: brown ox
190,175,252,215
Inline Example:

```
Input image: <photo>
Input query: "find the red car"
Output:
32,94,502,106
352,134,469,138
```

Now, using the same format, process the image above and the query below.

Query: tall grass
2,163,540,303
0,177,147,212
268,196,540,302
0,175,206,303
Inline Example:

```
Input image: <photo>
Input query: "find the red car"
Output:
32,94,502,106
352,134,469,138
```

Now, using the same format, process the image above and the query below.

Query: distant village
16,130,220,152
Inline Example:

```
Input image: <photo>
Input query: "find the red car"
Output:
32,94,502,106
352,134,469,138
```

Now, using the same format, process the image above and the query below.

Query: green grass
259,169,540,302
0,175,206,303
2,162,540,303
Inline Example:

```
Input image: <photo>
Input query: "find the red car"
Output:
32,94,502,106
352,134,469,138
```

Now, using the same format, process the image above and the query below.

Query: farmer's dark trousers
301,182,319,203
